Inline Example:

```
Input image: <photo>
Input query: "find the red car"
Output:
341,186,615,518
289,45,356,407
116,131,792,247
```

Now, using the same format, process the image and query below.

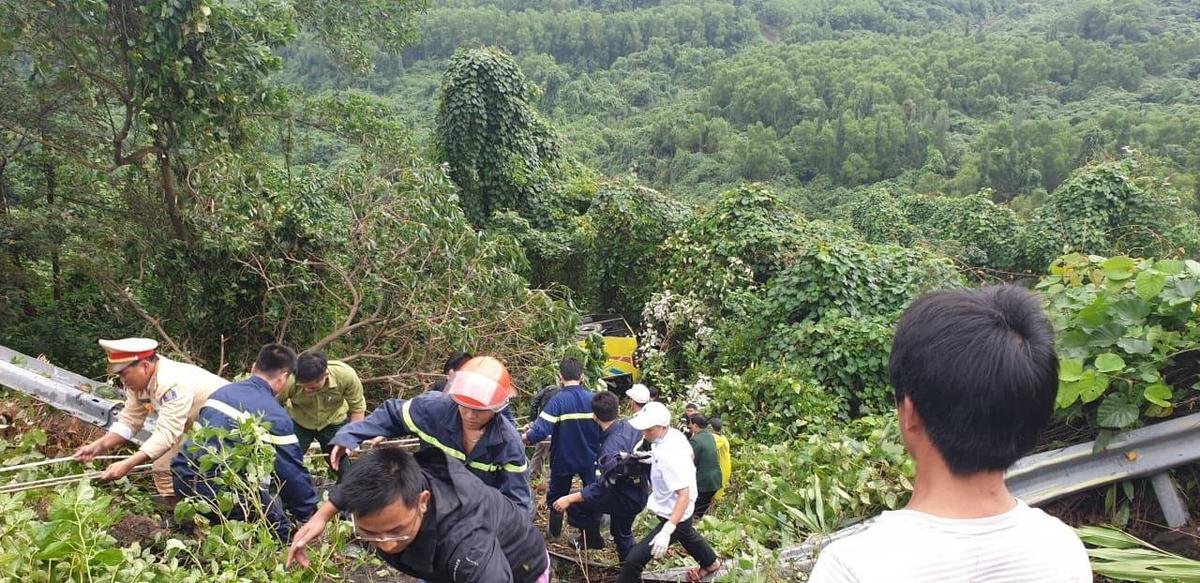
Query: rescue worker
525,382,562,484
287,448,550,582
73,338,228,505
171,343,317,540
620,401,722,583
552,390,650,560
328,356,532,513
687,414,722,520
710,417,732,502
276,351,366,468
523,357,601,539
625,383,651,413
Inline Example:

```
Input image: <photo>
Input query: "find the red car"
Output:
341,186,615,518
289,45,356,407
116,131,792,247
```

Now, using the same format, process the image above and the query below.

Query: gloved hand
650,521,676,558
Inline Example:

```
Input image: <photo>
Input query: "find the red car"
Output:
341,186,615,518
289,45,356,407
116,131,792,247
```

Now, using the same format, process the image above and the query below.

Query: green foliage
758,314,895,417
901,191,1053,272
708,365,843,444
1038,252,1200,430
1077,524,1200,582
436,46,561,228
705,416,913,554
1036,156,1200,259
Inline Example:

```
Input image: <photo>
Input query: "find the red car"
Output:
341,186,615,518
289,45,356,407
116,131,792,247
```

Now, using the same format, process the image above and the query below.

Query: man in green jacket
688,414,722,520
277,351,366,470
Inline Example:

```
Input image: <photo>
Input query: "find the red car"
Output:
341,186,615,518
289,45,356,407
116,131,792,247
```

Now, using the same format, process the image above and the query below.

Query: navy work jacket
580,419,650,515
525,384,600,475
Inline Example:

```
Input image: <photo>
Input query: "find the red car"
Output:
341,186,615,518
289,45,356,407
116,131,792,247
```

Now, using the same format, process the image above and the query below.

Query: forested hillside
3,0,1200,580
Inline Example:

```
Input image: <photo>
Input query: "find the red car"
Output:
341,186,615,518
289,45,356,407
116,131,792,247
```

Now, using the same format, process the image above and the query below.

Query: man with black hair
687,414,721,520
525,383,562,484
524,357,601,539
810,286,1091,582
276,352,366,468
171,343,317,540
427,351,472,393
552,390,650,560
287,448,550,582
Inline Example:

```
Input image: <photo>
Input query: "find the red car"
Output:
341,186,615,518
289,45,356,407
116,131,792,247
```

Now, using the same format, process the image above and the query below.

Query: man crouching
288,447,550,582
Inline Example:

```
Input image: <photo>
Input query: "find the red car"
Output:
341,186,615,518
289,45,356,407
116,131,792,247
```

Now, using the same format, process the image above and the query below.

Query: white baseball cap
625,383,651,404
628,401,671,430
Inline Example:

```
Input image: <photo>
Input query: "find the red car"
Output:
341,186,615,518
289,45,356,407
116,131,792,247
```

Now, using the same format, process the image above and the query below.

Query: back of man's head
255,343,297,379
592,391,620,422
559,357,584,382
338,448,425,515
690,414,709,429
295,351,328,384
890,285,1057,476
444,351,472,374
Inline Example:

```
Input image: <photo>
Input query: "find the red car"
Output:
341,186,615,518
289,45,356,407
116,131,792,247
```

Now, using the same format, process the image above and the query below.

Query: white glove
650,522,676,558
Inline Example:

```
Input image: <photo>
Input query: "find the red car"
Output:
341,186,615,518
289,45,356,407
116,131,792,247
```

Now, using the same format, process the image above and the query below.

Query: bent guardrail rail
765,411,1200,579
0,344,150,444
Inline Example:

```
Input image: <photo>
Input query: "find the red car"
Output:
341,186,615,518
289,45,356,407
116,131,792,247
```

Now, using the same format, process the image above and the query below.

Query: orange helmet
446,356,513,412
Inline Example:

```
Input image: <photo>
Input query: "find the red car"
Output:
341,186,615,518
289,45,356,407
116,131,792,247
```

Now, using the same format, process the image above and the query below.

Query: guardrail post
1150,472,1191,528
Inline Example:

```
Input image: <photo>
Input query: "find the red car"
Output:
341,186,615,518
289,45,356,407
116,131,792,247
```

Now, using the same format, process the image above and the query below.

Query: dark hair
646,384,660,400
690,414,709,429
559,357,584,382
709,417,723,433
295,352,329,384
592,391,619,422
890,285,1058,476
337,449,425,516
255,343,297,377
685,402,698,410
444,351,472,374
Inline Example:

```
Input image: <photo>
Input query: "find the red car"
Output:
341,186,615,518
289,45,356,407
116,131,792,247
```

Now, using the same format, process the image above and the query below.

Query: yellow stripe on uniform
401,401,526,474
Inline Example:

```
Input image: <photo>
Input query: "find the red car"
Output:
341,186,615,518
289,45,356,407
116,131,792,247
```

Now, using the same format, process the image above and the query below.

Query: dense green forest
2,0,1200,580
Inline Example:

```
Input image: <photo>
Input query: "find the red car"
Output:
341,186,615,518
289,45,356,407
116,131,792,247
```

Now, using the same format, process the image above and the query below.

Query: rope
0,455,129,475
0,464,152,495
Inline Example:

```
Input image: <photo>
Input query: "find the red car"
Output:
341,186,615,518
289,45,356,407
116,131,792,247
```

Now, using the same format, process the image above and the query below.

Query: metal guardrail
0,345,150,443
767,410,1200,579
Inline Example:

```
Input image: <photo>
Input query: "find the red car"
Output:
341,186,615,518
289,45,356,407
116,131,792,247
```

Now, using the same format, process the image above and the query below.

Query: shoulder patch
159,388,179,404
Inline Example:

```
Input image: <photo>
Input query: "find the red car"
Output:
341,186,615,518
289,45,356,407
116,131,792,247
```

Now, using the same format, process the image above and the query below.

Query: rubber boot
571,525,606,550
152,495,186,532
549,510,563,539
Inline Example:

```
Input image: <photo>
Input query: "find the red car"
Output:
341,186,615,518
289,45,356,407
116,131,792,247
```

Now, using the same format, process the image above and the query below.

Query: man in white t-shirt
618,401,722,583
810,286,1092,583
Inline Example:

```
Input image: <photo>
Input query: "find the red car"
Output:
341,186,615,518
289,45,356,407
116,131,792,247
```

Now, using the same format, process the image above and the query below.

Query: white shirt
810,500,1091,583
646,428,697,520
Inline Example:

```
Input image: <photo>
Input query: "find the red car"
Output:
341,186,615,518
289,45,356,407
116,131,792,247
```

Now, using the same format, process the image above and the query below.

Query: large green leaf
1094,353,1126,373
1109,297,1150,326
1102,256,1136,281
1058,358,1084,382
1097,394,1140,429
1143,383,1173,407
1133,270,1167,300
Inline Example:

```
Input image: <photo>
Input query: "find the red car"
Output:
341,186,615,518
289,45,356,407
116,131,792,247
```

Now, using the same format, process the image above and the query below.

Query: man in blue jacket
524,357,600,539
329,356,532,514
552,390,650,560
171,343,317,540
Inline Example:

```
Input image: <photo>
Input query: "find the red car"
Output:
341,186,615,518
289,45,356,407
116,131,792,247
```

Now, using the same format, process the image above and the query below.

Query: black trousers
617,516,717,583
694,490,716,521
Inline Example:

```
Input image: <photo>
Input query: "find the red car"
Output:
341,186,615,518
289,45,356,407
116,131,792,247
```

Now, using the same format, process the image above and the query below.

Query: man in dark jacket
552,390,650,560
287,448,550,582
329,356,532,513
525,384,561,483
524,357,601,539
172,343,317,540
688,414,722,520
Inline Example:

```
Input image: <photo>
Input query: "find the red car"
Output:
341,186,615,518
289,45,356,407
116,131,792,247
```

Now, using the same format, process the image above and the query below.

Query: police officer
523,357,601,539
552,390,650,560
171,343,317,540
74,338,228,504
288,448,550,582
328,356,532,513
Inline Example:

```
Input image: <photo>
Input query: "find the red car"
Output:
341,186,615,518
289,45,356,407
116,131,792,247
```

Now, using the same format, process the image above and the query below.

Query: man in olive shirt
277,352,366,469
688,414,722,520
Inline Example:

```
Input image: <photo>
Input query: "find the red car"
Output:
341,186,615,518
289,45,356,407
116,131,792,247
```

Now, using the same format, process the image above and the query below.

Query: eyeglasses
350,509,423,544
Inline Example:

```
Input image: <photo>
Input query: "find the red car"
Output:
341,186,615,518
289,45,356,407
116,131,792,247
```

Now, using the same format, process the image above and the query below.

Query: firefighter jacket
580,418,650,516
524,384,600,476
